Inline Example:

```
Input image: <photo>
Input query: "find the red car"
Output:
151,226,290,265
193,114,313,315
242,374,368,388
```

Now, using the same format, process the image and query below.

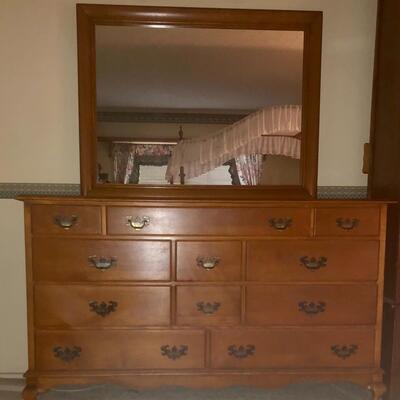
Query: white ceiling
95,25,304,112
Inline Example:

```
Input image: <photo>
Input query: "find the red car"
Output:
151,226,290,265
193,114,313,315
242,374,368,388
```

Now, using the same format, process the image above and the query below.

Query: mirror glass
95,25,304,186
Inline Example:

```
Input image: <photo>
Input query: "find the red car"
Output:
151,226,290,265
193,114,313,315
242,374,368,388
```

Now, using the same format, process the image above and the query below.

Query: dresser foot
22,384,38,400
369,382,387,400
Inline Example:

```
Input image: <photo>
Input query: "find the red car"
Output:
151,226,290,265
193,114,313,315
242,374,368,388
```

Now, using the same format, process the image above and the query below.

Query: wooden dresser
21,198,388,400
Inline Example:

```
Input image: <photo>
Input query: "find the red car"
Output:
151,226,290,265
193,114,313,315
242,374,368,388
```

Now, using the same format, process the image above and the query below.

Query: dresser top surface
17,196,394,207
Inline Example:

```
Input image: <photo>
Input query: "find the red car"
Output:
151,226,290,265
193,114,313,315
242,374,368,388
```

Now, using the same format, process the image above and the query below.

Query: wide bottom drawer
211,328,375,369
36,330,205,370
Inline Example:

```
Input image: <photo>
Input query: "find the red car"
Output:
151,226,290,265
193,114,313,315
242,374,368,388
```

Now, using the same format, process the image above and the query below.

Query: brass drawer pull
228,345,255,359
53,346,82,362
300,256,327,270
331,344,358,359
298,301,326,315
336,218,360,230
196,301,220,314
196,256,220,270
53,215,78,230
89,301,118,317
88,256,117,270
268,217,292,230
126,216,150,230
384,297,400,309
160,345,188,360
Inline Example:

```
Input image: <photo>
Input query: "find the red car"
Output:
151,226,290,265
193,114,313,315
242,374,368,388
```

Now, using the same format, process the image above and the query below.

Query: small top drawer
177,241,241,281
315,207,381,236
107,207,312,236
31,205,101,235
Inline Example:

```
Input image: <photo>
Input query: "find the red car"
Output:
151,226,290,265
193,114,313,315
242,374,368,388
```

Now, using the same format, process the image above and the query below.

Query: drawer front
36,330,205,370
35,285,171,327
31,205,102,235
107,207,312,236
246,285,377,326
247,240,379,282
176,286,241,326
211,328,375,369
315,207,381,236
33,238,171,281
177,241,241,281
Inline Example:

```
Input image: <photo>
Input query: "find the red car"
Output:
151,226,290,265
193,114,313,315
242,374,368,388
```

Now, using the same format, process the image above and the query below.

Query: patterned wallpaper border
0,183,368,200
317,186,368,199
0,183,81,199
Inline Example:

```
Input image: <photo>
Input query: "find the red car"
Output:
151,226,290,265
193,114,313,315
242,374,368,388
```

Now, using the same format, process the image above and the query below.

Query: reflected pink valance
165,105,301,182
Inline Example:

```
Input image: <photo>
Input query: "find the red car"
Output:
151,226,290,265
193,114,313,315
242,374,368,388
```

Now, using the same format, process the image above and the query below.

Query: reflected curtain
113,144,135,184
234,154,263,185
112,143,173,184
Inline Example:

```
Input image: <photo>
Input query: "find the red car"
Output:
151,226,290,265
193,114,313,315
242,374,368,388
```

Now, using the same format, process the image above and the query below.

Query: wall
0,0,377,375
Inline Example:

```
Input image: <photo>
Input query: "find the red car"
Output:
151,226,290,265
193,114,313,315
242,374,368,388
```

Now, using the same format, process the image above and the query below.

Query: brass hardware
88,256,117,270
298,301,326,315
89,301,118,317
331,345,358,359
53,215,78,230
362,143,372,174
384,297,400,309
53,346,82,362
300,256,327,270
336,218,359,230
160,345,188,360
196,256,220,270
228,345,255,359
196,301,221,314
268,217,292,230
126,216,150,230
179,166,185,185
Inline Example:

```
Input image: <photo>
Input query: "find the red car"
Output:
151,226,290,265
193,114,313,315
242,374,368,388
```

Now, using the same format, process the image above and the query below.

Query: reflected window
186,165,232,185
138,165,168,185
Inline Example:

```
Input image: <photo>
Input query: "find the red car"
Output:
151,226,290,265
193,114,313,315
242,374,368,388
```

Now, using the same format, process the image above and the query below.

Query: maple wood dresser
21,197,388,399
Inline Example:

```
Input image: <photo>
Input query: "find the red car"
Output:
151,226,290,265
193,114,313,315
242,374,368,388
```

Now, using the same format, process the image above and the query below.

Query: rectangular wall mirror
77,5,322,199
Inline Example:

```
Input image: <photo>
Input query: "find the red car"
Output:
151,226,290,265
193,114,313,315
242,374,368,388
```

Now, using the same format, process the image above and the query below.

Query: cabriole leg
22,384,38,400
369,381,387,400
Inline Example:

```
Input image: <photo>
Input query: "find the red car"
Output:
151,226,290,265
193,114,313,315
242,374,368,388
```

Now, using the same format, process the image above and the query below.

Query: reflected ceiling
96,26,304,111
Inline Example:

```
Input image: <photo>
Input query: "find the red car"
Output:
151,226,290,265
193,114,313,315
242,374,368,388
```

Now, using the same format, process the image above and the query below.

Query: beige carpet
0,382,373,400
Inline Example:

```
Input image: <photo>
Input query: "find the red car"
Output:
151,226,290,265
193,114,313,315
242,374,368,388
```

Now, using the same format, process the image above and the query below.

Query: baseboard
0,373,24,379
0,376,25,392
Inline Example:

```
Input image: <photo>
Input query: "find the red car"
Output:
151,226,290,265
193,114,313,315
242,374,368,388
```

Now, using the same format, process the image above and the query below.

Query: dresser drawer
211,328,375,369
36,330,205,370
247,240,379,282
315,207,381,236
176,286,241,326
246,284,377,325
107,207,312,236
31,205,102,235
35,285,171,327
33,238,171,281
177,241,241,281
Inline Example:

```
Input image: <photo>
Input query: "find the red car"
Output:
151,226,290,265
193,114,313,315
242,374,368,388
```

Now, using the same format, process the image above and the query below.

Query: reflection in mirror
95,26,303,186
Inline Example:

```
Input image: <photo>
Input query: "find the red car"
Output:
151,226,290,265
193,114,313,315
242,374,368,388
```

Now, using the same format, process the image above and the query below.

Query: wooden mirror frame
77,4,322,199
